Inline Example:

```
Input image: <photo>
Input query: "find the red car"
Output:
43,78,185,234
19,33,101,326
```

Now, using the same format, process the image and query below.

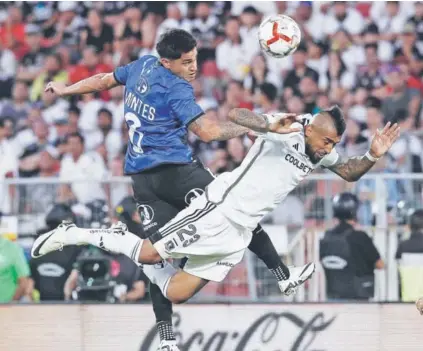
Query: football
258,14,302,58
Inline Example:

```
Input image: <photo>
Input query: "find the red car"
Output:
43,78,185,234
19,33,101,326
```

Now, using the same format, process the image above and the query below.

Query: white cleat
31,221,76,258
110,221,128,233
157,340,180,351
278,263,316,296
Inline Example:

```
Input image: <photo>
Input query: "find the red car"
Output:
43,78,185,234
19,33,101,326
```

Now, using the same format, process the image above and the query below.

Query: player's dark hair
65,131,85,145
410,209,423,232
156,29,197,60
321,105,346,136
260,83,277,102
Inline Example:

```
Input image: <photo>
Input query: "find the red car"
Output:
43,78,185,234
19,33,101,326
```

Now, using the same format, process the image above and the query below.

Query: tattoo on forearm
329,155,375,182
213,121,249,141
228,108,269,133
189,117,248,141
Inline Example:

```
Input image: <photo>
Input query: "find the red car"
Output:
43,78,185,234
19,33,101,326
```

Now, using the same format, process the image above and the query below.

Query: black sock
157,321,176,341
150,282,175,341
248,224,290,280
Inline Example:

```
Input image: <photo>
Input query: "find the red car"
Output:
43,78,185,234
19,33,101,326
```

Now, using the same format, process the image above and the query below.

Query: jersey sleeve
320,148,340,168
113,60,137,85
167,82,204,126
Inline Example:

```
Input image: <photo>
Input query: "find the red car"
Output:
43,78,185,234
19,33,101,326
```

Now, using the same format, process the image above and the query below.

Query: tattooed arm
228,108,301,134
189,108,301,142
188,113,249,142
327,155,376,182
328,122,401,182
227,108,270,133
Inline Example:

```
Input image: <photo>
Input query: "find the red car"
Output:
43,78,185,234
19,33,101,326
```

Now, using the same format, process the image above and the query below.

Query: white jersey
206,120,339,231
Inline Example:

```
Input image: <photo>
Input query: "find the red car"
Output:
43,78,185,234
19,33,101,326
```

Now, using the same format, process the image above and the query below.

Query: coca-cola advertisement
1,304,420,351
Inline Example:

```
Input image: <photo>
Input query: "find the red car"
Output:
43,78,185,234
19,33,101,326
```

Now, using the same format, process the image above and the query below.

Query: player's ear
160,58,171,69
304,124,312,137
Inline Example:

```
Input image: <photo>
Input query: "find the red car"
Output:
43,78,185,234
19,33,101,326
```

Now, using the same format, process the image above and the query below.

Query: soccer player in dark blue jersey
45,29,292,351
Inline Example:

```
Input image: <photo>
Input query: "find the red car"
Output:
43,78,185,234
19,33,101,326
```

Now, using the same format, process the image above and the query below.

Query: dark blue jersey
113,55,204,174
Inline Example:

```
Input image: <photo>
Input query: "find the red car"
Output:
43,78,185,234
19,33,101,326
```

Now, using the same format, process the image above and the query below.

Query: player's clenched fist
265,112,303,134
45,81,67,97
416,297,423,315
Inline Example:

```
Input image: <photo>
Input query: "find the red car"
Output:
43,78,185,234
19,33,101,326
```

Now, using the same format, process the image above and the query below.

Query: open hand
267,113,303,134
45,81,67,97
369,122,401,158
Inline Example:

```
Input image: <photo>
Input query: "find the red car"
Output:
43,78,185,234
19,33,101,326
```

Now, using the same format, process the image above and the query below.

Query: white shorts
152,194,252,282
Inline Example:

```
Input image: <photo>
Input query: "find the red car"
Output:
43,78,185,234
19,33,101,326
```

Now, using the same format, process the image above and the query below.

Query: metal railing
1,173,422,303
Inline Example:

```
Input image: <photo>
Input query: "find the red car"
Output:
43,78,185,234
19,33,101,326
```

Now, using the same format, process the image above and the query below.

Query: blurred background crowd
1,1,423,303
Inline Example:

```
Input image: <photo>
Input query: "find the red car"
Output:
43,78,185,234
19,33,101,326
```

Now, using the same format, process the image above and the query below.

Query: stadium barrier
0,303,420,351
1,173,423,303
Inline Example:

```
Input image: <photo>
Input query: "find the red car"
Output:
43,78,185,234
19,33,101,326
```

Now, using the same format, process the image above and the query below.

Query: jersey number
125,112,144,154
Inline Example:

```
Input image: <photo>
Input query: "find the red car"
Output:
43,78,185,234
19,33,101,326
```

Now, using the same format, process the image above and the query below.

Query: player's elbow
197,131,214,142
228,108,239,123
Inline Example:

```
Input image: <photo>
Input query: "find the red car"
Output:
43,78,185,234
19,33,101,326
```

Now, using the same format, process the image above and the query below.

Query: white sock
143,262,177,298
68,226,143,262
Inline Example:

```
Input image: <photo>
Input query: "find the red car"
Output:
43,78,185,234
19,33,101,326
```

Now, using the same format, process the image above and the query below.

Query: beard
305,143,322,164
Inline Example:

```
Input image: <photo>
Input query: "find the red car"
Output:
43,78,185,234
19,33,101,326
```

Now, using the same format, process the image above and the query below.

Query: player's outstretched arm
228,108,301,134
45,72,120,97
188,113,250,142
328,122,400,182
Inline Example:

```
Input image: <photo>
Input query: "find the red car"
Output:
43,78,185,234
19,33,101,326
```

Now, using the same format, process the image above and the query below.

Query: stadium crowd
1,1,423,302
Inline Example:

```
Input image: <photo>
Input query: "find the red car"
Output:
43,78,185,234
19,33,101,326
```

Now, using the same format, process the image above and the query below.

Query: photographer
320,192,384,300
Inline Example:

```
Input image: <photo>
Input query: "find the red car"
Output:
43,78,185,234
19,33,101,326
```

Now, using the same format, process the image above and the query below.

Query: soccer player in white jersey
32,106,400,304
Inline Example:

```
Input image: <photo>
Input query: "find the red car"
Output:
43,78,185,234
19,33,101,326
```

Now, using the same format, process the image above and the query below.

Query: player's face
162,48,198,82
304,124,341,164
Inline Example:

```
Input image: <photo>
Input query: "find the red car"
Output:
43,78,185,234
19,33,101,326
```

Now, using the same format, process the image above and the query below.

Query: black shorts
131,160,215,239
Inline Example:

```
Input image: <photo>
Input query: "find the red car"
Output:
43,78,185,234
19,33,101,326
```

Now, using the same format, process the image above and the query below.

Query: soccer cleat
157,340,180,351
278,263,316,296
110,221,128,234
31,221,76,258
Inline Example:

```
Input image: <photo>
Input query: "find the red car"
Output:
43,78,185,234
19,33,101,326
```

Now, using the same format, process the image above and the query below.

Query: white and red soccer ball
258,14,302,58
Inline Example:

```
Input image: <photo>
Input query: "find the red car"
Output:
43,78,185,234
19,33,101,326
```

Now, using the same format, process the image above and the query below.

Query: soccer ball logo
258,15,301,58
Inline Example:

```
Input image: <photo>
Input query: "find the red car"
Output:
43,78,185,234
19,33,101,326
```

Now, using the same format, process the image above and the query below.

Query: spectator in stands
0,117,17,215
244,54,281,100
393,22,423,76
239,6,261,58
299,76,319,114
0,40,17,100
191,2,221,65
254,83,278,114
16,24,47,83
39,87,69,126
88,108,122,163
320,50,355,92
69,46,112,101
407,2,423,51
284,44,319,97
59,132,108,205
0,231,32,303
396,209,423,259
355,43,386,97
115,7,143,53
80,9,114,54
0,81,30,122
30,53,67,102
381,65,421,127
216,16,257,81
323,1,365,37
0,5,26,58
